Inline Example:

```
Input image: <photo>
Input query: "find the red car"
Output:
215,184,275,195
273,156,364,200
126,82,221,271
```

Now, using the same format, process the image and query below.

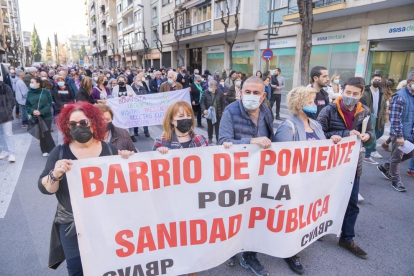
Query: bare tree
121,40,126,67
170,12,184,66
128,42,134,65
109,42,116,67
218,0,241,70
138,31,150,69
154,30,163,55
298,0,313,85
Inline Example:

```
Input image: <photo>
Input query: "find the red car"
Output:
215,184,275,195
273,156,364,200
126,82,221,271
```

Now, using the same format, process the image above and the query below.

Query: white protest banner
107,89,191,128
67,137,360,276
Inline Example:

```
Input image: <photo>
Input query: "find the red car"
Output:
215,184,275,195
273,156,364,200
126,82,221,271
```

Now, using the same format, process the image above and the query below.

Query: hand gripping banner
66,136,360,276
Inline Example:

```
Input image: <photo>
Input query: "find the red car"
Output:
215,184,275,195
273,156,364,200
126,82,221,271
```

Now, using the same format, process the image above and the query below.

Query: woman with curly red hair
38,102,134,276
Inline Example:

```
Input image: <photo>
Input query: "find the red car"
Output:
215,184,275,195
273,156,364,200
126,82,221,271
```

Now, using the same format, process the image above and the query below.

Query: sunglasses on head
67,119,90,129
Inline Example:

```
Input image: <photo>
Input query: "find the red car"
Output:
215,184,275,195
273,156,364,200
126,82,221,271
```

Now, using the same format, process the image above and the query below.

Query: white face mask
41,77,47,80
242,94,262,111
334,79,340,84
235,81,241,87
106,74,110,78
137,81,142,86
220,82,225,86
94,77,98,81
411,84,414,90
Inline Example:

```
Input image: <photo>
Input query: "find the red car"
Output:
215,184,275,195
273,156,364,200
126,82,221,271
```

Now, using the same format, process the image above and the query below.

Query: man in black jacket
0,81,16,162
317,77,373,260
311,66,330,117
149,71,164,93
176,65,190,89
269,69,280,118
127,67,138,85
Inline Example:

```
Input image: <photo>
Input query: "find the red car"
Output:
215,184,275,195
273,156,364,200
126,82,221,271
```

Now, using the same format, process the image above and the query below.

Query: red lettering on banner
286,208,298,233
292,148,309,174
179,221,188,246
172,157,181,185
214,153,231,181
129,162,150,191
234,152,249,179
339,143,348,165
157,223,178,250
309,147,317,172
136,226,156,253
248,207,266,228
328,144,340,169
151,159,171,189
107,164,129,195
316,146,329,172
344,141,356,164
321,195,330,215
190,220,207,245
278,149,291,176
258,150,276,175
267,208,285,233
312,199,322,221
81,167,104,198
228,214,242,238
183,155,202,183
209,218,227,243
115,230,134,257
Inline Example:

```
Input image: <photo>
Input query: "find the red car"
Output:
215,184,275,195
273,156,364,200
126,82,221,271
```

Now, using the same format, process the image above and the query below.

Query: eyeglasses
67,119,90,129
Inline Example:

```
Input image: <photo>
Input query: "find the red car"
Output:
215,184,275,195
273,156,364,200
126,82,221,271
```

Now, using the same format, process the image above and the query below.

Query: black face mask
103,81,108,86
176,119,193,134
372,81,380,88
70,126,93,143
118,81,125,86
106,122,113,131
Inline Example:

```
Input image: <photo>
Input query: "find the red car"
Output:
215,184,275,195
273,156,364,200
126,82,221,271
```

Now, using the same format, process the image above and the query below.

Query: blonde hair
162,101,195,141
330,74,340,93
286,86,317,115
80,76,93,95
97,75,106,85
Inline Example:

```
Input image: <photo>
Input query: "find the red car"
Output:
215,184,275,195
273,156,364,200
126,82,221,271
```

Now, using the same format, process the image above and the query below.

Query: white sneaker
371,151,382,159
358,193,365,203
360,147,366,153
363,157,379,165
42,153,49,157
8,154,15,162
0,151,9,160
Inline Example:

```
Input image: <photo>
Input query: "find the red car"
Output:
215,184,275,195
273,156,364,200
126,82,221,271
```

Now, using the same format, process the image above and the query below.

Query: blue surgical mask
168,79,173,84
302,105,317,119
30,83,36,89
208,88,213,92
58,81,65,87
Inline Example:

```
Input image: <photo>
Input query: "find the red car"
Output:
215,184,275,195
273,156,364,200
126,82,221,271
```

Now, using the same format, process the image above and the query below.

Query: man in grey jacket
270,68,285,120
15,69,28,127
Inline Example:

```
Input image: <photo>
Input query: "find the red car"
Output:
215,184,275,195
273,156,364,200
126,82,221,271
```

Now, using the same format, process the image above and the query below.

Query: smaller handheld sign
262,49,274,61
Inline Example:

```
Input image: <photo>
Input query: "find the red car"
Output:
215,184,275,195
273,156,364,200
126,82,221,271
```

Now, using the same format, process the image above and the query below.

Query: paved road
1,97,413,276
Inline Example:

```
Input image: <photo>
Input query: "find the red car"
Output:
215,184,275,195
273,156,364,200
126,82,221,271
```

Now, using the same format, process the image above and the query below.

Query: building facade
87,0,414,92
68,34,90,65
1,0,24,66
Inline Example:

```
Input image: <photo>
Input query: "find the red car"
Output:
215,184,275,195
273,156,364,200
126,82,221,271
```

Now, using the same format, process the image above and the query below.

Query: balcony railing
91,21,97,30
175,21,211,38
122,3,133,15
175,0,191,6
1,0,7,7
90,8,96,17
288,0,346,14
91,35,97,42
122,23,134,33
3,17,9,24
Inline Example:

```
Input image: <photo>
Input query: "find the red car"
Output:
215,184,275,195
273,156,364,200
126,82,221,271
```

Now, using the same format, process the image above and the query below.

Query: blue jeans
134,126,149,134
341,176,360,242
365,128,384,158
20,105,27,125
0,121,15,154
408,157,414,173
58,224,83,276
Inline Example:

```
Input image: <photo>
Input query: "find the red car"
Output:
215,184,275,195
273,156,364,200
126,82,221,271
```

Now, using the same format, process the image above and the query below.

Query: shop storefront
206,45,225,74
232,42,254,76
310,29,361,83
367,20,414,85
260,36,297,92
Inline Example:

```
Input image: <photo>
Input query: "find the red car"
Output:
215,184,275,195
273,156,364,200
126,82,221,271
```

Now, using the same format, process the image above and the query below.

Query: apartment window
118,22,122,31
135,10,141,22
162,0,173,6
272,0,288,9
119,39,122,46
117,4,121,12
162,19,173,34
193,4,211,24
152,7,157,18
153,29,158,42
215,0,238,19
